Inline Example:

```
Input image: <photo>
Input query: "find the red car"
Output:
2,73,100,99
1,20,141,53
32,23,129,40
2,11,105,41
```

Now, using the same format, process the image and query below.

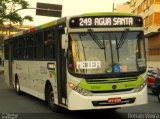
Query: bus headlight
133,82,146,92
68,82,92,96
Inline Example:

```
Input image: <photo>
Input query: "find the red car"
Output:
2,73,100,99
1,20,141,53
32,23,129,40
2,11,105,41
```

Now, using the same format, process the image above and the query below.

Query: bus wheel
158,89,160,103
15,78,22,95
46,85,60,112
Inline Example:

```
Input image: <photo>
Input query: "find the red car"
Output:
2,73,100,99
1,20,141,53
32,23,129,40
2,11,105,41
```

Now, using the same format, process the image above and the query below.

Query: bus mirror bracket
61,34,68,50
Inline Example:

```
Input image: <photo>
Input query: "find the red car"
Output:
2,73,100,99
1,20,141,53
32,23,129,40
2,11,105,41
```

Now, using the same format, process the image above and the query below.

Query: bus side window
24,34,34,59
4,41,9,60
44,29,55,60
13,38,17,59
34,32,43,59
19,37,24,59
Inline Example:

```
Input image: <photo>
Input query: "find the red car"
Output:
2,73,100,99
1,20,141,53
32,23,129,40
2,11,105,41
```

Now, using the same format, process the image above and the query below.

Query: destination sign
69,16,143,28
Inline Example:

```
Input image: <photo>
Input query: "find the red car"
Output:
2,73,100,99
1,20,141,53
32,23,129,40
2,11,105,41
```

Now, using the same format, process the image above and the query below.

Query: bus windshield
67,31,146,76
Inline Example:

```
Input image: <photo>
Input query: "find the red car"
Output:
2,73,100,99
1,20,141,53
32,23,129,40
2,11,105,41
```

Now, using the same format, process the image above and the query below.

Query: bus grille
86,77,137,84
91,88,133,93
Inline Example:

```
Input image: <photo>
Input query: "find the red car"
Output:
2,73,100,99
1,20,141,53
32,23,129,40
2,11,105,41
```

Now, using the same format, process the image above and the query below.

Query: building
130,0,160,67
116,2,130,12
0,25,34,58
116,0,160,67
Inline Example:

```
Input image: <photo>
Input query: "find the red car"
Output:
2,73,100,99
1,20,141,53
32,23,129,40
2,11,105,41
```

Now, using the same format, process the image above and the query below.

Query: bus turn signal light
68,82,91,96
68,82,76,89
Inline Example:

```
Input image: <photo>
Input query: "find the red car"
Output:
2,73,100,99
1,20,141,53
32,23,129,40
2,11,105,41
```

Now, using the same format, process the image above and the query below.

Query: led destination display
69,16,143,28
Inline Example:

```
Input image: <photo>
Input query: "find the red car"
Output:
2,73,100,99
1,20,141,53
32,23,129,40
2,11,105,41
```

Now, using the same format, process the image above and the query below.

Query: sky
19,0,129,26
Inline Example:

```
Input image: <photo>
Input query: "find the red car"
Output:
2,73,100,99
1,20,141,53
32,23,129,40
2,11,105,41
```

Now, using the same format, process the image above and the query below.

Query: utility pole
112,3,116,12
112,3,115,12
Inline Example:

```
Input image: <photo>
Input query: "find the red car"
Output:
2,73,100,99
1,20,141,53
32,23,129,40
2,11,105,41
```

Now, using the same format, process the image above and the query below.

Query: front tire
46,85,61,112
157,89,160,103
15,78,22,95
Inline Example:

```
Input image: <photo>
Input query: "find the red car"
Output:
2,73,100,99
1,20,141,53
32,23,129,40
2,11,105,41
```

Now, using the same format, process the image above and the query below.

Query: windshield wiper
88,29,105,49
116,28,129,49
115,35,120,62
115,29,129,62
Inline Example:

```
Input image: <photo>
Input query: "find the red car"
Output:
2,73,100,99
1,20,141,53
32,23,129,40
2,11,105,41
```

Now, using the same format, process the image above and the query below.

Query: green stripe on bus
78,76,144,91
40,20,57,29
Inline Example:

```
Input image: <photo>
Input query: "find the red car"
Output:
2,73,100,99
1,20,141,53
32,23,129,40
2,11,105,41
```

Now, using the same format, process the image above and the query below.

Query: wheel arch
45,80,52,101
14,73,19,87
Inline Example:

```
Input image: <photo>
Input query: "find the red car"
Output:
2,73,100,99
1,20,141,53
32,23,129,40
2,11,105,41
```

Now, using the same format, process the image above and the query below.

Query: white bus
4,12,147,112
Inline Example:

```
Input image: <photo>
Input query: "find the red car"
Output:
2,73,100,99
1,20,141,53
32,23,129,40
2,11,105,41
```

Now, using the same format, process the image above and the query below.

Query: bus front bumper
67,85,147,110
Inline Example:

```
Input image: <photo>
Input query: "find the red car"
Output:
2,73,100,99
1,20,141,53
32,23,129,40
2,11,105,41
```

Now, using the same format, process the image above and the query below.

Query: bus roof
4,17,66,40
4,12,140,40
81,12,135,17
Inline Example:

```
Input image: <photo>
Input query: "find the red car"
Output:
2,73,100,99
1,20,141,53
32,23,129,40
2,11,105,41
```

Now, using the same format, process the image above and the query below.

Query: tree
0,0,33,25
0,0,33,39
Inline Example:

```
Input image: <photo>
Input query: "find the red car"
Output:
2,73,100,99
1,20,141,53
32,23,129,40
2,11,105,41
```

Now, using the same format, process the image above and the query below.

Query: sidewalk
0,65,4,74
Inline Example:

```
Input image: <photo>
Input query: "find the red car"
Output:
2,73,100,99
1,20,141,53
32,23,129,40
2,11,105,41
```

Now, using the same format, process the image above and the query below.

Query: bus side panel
29,61,41,94
27,61,58,102
4,60,10,85
13,60,45,100
13,60,58,102
52,68,59,105
15,61,28,91
29,61,48,99
12,60,17,88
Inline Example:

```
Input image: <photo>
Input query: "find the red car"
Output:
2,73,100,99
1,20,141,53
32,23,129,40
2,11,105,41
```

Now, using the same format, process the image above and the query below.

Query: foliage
0,0,33,43
0,0,33,25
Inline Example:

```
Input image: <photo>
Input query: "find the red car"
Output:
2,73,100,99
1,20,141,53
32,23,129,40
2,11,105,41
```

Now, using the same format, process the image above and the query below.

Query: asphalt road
0,73,160,119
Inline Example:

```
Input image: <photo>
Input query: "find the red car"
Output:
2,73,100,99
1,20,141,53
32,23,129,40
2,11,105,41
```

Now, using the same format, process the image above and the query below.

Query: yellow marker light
68,82,76,89
47,63,55,70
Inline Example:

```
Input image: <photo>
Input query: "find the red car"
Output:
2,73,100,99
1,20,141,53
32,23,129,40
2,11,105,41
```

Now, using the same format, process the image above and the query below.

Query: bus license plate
108,97,122,103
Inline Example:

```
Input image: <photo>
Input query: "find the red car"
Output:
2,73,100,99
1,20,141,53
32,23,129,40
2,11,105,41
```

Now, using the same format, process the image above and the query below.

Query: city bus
4,12,147,112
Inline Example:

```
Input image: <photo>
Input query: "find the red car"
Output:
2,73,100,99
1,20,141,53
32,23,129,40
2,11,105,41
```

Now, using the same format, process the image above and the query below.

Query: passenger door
54,27,67,106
